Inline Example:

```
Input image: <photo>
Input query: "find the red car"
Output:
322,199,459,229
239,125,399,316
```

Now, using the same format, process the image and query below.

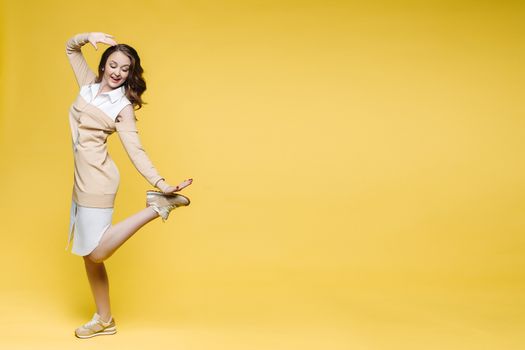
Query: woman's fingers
169,180,192,193
102,33,117,45
105,38,118,46
89,33,117,47
160,179,193,194
175,179,193,191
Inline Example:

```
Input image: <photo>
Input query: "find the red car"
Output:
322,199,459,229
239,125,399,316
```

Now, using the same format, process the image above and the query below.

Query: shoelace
83,318,101,329
83,317,110,329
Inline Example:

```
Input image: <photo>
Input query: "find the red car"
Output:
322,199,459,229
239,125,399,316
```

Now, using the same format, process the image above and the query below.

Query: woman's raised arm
65,32,117,88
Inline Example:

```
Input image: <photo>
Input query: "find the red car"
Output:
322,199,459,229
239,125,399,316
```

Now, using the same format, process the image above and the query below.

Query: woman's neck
99,81,113,93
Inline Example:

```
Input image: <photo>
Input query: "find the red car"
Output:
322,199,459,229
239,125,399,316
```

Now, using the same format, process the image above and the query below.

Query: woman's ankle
97,312,112,323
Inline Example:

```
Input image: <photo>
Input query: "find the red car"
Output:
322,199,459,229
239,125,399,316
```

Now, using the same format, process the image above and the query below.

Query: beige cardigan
66,32,168,208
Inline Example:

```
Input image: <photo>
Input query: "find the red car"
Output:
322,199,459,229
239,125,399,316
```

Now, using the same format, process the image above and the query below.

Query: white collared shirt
79,82,131,121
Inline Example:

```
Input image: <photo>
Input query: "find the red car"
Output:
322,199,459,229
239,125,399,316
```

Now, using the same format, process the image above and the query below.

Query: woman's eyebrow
109,60,130,67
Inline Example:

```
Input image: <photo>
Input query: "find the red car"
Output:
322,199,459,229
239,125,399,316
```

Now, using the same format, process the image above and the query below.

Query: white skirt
65,200,113,256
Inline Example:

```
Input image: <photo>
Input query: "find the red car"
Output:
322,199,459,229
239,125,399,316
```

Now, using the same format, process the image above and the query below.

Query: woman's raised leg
87,207,159,263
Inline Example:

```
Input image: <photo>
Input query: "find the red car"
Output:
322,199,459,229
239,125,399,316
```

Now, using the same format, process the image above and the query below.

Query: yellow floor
2,281,523,350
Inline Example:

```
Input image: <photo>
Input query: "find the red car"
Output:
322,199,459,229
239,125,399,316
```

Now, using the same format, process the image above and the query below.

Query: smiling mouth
110,76,121,83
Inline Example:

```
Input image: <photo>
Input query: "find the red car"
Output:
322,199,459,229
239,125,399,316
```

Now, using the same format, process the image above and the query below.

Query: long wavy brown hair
95,44,147,110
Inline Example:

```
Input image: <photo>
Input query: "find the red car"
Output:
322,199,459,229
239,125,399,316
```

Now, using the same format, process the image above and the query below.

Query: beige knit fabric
66,32,168,208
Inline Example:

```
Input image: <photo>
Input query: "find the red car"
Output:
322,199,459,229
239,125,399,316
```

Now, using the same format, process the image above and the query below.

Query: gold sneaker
146,190,191,222
75,313,116,339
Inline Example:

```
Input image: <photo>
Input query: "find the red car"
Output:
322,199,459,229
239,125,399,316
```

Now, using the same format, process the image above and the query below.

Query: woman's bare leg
87,207,159,263
83,256,112,322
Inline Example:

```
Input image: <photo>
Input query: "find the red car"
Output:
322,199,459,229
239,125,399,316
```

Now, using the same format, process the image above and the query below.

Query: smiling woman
93,42,146,109
64,32,194,339
106,55,129,85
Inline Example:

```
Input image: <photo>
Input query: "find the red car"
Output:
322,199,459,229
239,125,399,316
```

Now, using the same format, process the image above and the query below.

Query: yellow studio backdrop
0,0,524,349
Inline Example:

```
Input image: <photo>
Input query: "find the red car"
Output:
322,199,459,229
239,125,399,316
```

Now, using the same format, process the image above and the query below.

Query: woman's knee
84,251,105,264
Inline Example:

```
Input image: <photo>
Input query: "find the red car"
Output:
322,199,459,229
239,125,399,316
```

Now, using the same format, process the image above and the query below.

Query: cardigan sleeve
65,33,97,88
115,106,170,191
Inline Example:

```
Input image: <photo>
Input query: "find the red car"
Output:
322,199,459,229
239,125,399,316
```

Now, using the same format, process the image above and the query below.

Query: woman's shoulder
115,104,138,131
105,96,132,122
77,84,92,102
117,103,135,119
120,95,132,106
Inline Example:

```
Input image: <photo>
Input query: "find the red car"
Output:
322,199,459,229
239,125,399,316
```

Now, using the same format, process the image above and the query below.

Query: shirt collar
90,83,126,104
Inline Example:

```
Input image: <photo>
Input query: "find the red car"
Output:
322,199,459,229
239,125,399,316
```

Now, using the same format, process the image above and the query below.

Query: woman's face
103,51,131,89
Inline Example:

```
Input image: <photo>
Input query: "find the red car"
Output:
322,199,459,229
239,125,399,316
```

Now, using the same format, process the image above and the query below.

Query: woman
65,31,193,339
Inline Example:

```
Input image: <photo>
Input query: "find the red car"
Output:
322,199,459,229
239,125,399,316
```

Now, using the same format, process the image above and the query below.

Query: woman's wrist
155,179,171,192
73,33,91,47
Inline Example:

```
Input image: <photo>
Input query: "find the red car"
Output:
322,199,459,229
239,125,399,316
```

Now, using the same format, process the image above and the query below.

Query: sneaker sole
146,191,191,206
75,327,117,339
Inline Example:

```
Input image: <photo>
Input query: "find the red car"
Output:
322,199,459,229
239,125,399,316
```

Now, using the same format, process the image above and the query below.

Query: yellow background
1,0,524,349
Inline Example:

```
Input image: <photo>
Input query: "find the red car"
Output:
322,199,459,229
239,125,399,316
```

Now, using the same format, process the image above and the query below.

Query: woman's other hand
87,32,118,50
162,178,193,194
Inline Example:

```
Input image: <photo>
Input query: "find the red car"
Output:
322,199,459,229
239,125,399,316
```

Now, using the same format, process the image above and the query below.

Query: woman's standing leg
83,255,112,322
